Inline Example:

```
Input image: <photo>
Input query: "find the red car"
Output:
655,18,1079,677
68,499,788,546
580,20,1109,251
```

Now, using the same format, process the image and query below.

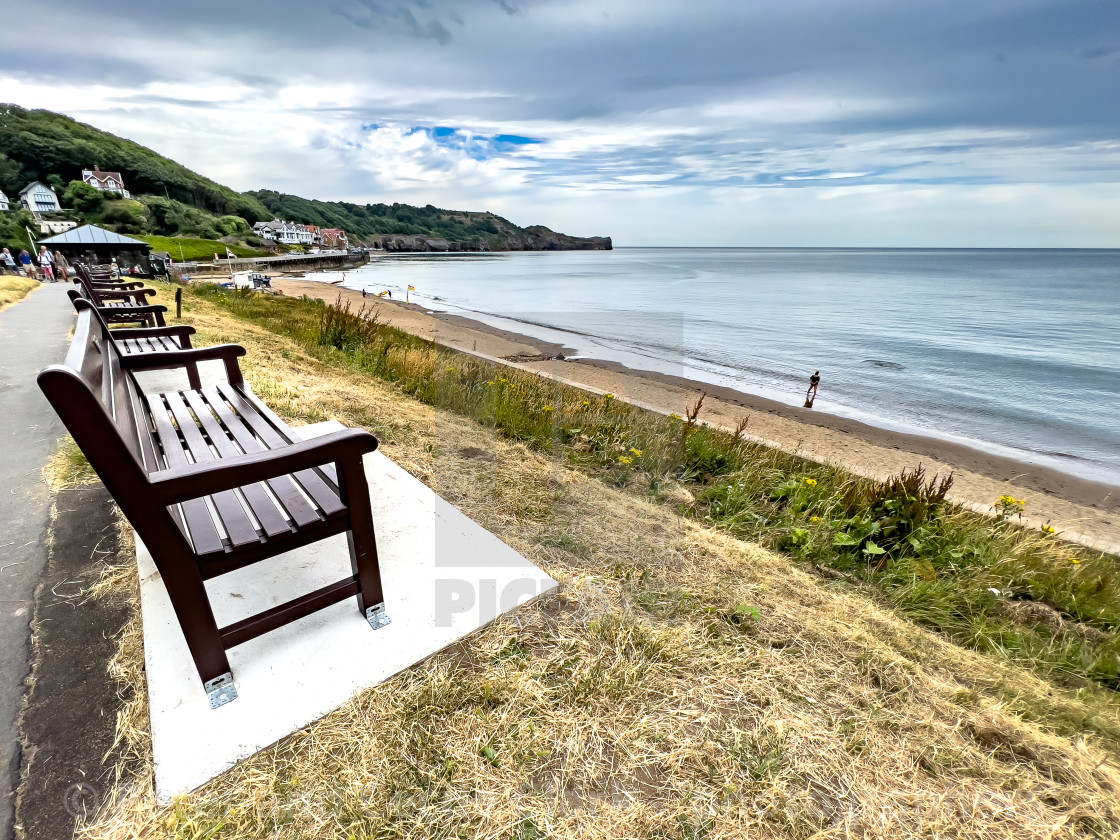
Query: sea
309,248,1120,486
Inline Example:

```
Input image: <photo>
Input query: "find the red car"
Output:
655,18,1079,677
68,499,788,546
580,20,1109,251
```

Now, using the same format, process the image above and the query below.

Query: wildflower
543,405,554,412
486,380,495,386
1041,524,1055,535
1069,558,1082,565
498,377,509,384
803,477,817,487
629,447,643,457
580,400,590,408
810,516,821,523
618,456,633,465
604,393,615,401
446,366,457,373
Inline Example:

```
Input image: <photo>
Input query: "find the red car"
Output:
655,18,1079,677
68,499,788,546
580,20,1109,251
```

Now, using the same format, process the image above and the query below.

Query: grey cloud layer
3,0,1119,208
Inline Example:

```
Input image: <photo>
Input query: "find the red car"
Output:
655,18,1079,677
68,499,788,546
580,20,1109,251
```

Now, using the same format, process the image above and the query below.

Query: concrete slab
139,421,557,802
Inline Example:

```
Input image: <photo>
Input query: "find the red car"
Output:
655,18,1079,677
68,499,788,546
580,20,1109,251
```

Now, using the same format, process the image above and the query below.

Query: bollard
175,287,182,320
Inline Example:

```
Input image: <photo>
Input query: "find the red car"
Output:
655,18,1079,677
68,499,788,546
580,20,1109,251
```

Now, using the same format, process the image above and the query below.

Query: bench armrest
91,281,146,290
95,304,168,327
150,428,379,504
120,344,246,385
93,288,156,301
110,324,196,340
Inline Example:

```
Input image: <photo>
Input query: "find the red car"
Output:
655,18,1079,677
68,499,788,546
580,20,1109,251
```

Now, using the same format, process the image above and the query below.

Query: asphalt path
0,285,74,838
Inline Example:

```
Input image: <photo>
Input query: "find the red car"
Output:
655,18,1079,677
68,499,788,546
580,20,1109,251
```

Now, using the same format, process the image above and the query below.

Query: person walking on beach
38,246,55,282
806,371,821,400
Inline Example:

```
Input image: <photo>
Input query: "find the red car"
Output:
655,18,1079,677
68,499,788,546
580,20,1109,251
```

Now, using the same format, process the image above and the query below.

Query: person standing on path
17,250,35,279
37,247,55,282
807,371,821,400
0,248,15,275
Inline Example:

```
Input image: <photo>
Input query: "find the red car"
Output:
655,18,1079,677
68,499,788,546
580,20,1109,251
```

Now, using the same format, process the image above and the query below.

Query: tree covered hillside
248,190,513,242
0,105,269,222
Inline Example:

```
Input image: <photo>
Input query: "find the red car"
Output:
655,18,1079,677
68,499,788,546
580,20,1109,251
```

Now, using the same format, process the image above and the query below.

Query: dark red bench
39,307,389,708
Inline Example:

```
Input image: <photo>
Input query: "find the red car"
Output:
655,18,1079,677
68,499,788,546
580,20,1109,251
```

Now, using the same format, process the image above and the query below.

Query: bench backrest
38,309,163,524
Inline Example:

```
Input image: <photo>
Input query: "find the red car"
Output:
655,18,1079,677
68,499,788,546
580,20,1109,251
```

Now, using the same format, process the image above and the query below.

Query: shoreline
272,276,1120,550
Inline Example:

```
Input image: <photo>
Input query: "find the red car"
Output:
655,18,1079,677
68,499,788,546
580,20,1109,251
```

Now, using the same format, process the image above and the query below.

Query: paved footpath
0,285,74,839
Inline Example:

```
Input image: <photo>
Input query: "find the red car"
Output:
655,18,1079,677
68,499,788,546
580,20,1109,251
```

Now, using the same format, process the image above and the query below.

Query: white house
254,219,314,246
19,181,61,214
82,166,131,198
0,190,9,212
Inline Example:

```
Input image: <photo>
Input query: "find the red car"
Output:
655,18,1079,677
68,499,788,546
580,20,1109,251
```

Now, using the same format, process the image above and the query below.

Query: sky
3,0,1119,246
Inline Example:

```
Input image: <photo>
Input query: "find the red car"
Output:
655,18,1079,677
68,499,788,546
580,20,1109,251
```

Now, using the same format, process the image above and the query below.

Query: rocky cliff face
378,227,612,253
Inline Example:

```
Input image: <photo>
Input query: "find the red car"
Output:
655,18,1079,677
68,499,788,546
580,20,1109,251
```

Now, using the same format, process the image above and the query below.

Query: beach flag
226,248,237,261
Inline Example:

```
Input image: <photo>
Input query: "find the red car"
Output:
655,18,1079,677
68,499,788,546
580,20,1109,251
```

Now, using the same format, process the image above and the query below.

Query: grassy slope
79,284,1120,840
137,236,269,260
188,286,1120,697
0,274,39,311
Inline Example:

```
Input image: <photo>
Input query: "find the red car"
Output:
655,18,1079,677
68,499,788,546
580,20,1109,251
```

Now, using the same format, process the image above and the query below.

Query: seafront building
253,219,317,246
0,189,8,211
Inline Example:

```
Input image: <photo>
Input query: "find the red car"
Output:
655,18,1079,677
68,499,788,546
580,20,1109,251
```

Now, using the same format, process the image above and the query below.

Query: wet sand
274,276,1119,552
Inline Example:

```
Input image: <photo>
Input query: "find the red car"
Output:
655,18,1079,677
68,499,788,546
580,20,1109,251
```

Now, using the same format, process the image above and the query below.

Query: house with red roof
82,166,131,198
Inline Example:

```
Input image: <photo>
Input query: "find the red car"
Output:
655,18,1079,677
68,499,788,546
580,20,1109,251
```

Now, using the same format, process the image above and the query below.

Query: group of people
0,246,68,282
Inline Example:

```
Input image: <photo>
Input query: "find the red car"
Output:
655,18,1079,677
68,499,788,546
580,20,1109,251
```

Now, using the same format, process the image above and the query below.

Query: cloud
0,0,1117,244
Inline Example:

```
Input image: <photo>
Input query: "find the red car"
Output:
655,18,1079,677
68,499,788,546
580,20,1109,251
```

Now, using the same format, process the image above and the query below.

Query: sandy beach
274,276,1119,552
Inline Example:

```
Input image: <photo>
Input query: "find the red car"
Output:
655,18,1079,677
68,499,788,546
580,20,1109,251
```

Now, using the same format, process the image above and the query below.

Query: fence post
175,287,182,320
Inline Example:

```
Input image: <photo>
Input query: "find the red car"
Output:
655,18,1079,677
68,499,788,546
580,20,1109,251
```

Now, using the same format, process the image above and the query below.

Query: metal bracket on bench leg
205,672,238,709
366,603,392,631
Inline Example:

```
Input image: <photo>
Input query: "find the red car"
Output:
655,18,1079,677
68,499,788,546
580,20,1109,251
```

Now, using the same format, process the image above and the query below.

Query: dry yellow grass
75,295,1120,840
0,274,40,311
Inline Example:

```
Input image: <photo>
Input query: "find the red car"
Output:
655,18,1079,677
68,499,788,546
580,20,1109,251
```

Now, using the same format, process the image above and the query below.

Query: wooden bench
67,284,167,327
69,296,203,387
39,308,389,708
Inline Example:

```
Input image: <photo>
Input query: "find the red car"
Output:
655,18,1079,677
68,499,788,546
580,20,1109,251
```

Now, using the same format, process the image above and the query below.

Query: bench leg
155,545,236,705
337,458,389,629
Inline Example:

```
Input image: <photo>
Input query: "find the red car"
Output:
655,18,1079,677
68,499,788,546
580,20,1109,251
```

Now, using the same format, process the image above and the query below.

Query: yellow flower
618,456,633,465
810,516,821,523
486,380,495,386
604,393,615,400
543,405,554,412
1069,558,1082,565
446,366,457,373
629,447,643,457
498,377,509,384
581,400,590,408
1041,524,1055,535
803,478,817,487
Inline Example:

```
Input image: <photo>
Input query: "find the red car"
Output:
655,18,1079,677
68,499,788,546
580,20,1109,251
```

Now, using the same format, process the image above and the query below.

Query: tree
63,180,105,215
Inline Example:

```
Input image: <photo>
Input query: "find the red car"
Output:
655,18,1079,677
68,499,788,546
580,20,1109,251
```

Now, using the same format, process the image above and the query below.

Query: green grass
138,235,269,261
184,283,1120,696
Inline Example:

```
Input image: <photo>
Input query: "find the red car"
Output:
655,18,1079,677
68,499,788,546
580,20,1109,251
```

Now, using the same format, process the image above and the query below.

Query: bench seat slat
182,389,293,539
215,383,346,518
161,391,261,549
145,391,226,556
201,386,326,529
